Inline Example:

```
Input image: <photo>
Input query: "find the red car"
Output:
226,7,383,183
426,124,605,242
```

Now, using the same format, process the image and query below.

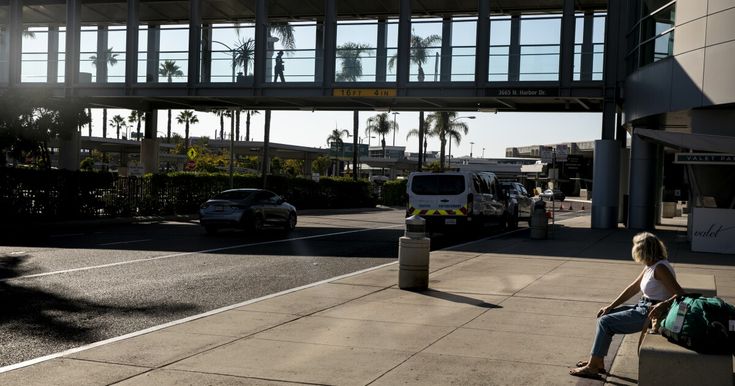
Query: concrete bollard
530,201,548,240
398,216,430,290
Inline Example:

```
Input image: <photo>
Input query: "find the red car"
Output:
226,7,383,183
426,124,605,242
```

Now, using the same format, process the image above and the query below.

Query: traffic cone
581,204,585,210
559,203,564,210
569,203,574,210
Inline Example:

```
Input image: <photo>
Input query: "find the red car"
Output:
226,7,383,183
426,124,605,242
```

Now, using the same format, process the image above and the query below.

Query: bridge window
451,17,477,81
574,13,606,81
202,23,256,84
336,21,379,82
266,20,317,83
519,15,561,81
627,0,676,71
489,16,511,82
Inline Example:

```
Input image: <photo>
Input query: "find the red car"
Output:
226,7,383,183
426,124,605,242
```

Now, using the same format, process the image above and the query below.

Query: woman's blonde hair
631,232,668,265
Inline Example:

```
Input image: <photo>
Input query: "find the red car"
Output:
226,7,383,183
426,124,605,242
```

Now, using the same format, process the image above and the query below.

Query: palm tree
213,109,231,140
233,37,255,77
244,109,259,141
127,110,144,141
365,113,395,159
326,128,350,176
89,47,119,83
405,115,435,166
159,60,184,142
110,114,126,140
388,31,441,82
427,112,469,171
336,42,372,82
176,110,198,145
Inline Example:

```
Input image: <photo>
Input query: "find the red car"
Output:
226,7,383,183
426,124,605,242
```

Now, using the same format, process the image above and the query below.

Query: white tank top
640,260,675,301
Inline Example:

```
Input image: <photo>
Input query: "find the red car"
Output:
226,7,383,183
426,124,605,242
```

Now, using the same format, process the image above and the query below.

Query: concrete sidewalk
3,215,735,385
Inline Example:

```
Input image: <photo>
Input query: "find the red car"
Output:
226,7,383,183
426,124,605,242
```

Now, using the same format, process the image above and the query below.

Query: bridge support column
591,140,619,229
627,130,659,230
58,131,81,171
141,110,159,174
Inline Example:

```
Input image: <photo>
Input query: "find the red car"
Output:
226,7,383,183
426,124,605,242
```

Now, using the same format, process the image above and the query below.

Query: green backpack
659,294,735,354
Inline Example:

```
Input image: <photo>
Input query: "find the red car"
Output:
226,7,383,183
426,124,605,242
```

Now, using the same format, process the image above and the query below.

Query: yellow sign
333,88,397,97
187,147,199,160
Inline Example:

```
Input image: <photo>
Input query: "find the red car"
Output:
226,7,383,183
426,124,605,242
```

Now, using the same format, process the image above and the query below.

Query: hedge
0,168,376,221
381,179,408,206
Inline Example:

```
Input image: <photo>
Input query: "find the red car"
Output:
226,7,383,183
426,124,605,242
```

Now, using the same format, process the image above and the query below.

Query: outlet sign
691,208,735,254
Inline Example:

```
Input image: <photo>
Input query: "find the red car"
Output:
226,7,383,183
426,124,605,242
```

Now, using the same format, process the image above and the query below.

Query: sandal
569,366,604,380
574,361,606,374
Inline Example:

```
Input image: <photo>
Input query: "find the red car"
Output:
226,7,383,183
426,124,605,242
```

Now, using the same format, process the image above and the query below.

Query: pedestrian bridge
0,0,607,113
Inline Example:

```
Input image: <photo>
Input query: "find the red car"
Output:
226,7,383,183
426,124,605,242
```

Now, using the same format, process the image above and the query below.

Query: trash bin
398,215,430,290
530,200,548,240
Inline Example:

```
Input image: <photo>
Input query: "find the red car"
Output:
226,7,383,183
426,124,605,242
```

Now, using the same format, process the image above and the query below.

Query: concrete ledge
638,274,725,386
678,273,717,297
638,334,732,386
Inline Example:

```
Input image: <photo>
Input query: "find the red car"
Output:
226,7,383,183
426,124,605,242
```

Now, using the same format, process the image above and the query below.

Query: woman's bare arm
598,269,645,317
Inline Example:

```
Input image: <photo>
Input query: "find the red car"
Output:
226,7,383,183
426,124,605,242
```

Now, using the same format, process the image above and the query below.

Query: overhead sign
487,88,559,97
555,144,569,162
539,146,553,163
187,147,199,160
333,88,397,97
674,153,735,165
565,154,584,170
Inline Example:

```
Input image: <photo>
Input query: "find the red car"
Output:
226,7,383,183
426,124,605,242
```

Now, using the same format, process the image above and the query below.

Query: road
0,204,588,367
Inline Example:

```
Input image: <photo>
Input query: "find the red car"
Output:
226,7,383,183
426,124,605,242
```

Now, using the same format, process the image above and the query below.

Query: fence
0,169,376,221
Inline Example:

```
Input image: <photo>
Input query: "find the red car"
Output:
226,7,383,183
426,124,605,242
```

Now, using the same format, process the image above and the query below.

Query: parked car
541,188,566,202
500,181,533,222
199,188,297,234
406,171,515,233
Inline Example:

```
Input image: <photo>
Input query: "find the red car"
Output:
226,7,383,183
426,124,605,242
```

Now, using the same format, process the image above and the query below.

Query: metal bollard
398,215,431,290
530,200,548,240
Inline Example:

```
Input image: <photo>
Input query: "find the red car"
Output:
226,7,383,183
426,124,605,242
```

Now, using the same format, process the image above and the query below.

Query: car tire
251,215,264,232
285,213,297,232
509,211,519,230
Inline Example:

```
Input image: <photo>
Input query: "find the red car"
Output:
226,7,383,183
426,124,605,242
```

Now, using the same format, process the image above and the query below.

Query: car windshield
212,190,255,200
411,175,466,195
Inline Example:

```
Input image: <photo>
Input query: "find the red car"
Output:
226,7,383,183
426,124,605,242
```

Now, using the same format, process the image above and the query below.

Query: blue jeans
591,298,654,357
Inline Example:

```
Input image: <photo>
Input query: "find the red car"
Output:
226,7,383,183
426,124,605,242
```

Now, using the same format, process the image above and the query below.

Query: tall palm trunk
87,108,92,136
167,110,172,143
102,109,108,138
439,112,448,170
219,114,224,140
235,110,241,141
246,111,252,141
185,122,190,143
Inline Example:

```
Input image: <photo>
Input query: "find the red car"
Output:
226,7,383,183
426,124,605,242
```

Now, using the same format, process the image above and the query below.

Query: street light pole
447,115,476,169
482,147,485,158
470,142,475,158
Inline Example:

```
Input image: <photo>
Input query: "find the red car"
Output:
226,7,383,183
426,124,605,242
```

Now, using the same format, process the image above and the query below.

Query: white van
406,171,516,233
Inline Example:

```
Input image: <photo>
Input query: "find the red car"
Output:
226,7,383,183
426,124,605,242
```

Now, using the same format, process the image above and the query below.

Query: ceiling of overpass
6,0,608,24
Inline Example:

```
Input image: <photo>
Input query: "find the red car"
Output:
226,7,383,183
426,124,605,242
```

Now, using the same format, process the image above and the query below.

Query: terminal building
0,0,733,253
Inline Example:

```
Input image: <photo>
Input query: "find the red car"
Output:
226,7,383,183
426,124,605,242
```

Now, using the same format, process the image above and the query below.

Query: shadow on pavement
419,289,502,308
0,253,196,360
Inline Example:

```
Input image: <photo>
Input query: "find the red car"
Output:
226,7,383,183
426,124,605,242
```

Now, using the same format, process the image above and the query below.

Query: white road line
9,251,26,255
97,239,152,246
2,224,403,283
0,259,399,374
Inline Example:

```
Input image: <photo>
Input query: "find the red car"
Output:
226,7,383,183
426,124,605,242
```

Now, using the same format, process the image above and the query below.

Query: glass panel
488,16,510,81
22,26,48,83
158,25,189,83
0,5,8,83
408,18,442,83
267,20,317,83
336,21,377,82
203,23,256,83
385,21,399,82
520,15,561,81
451,18,476,81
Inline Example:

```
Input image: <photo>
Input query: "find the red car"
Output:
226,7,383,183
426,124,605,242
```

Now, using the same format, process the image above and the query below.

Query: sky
20,15,606,158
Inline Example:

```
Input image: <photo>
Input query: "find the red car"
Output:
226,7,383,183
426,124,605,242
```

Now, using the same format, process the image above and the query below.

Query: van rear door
408,174,468,216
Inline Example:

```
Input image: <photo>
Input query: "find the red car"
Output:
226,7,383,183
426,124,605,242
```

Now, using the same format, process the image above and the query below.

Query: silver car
500,181,533,222
199,189,297,234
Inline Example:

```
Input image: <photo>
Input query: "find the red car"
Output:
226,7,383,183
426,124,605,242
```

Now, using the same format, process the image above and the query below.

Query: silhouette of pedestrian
274,51,285,82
